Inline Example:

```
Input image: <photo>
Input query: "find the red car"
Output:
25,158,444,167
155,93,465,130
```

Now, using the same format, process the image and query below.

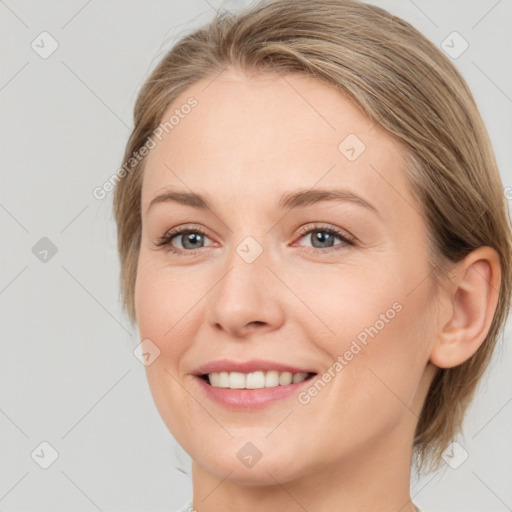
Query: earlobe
429,246,501,369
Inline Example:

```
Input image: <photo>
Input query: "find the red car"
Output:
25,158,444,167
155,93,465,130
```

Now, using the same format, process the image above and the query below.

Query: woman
113,0,511,510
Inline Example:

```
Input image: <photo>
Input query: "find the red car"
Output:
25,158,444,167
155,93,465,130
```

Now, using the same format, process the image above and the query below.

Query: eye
155,225,214,255
154,223,355,256
295,223,355,253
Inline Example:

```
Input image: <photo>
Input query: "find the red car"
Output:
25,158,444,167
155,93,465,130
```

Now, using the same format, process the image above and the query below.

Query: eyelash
155,223,355,256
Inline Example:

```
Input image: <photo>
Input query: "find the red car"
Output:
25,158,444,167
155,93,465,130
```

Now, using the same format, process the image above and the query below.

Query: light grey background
1,1,511,511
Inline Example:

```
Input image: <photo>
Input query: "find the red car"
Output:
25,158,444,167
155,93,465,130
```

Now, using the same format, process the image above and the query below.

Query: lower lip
193,375,315,410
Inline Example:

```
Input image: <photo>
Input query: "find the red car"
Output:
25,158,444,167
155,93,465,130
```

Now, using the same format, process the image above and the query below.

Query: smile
193,360,318,409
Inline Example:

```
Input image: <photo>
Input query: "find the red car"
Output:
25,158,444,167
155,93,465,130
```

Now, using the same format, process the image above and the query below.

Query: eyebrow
146,188,379,215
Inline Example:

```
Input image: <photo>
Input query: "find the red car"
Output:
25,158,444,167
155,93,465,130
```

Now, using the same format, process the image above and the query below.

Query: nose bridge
205,232,285,336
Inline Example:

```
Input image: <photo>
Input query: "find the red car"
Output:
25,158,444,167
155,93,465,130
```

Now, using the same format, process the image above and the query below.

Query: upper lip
195,359,316,376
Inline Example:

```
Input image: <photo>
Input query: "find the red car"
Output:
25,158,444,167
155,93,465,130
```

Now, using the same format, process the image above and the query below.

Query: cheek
134,256,192,342
293,295,434,466
335,287,433,421
306,261,434,405
292,263,403,348
134,258,200,441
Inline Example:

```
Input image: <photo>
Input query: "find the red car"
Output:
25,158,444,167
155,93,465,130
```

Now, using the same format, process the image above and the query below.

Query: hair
113,0,512,472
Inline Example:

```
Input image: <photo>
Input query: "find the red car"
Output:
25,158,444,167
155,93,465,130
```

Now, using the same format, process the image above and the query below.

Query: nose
205,243,286,339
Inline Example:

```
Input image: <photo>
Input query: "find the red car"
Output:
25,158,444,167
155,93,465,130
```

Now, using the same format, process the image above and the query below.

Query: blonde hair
113,0,512,471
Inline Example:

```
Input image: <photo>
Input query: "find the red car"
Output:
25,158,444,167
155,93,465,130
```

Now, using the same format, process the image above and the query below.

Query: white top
175,500,422,511
175,501,193,512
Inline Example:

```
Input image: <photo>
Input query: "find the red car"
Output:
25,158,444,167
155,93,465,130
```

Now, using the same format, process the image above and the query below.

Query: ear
429,246,501,369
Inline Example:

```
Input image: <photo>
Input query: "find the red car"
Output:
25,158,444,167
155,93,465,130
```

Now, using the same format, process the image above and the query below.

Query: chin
194,453,311,487
183,430,318,487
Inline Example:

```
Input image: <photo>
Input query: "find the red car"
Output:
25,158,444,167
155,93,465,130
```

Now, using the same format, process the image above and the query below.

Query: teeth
218,371,230,388
246,371,265,389
229,372,246,389
209,372,220,387
279,372,292,385
206,370,311,389
292,372,309,383
265,370,279,387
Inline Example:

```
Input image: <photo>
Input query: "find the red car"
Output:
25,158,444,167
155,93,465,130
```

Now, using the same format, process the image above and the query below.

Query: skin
134,68,501,511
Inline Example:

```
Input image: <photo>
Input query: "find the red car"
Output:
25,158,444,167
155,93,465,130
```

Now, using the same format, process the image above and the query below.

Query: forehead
141,69,412,219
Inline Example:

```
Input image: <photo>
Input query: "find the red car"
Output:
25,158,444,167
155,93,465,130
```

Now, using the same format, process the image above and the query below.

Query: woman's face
135,69,439,485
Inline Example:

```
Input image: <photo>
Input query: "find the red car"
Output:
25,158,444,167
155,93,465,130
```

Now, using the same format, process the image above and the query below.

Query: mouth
192,360,318,409
200,370,317,389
